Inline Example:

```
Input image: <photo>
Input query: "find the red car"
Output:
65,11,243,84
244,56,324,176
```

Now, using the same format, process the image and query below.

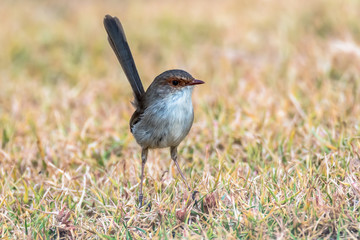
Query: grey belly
132,107,194,149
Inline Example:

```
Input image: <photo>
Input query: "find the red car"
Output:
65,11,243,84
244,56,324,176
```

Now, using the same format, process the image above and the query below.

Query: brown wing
130,109,143,132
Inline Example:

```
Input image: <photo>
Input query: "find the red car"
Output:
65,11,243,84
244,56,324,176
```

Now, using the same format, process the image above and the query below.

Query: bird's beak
187,79,205,86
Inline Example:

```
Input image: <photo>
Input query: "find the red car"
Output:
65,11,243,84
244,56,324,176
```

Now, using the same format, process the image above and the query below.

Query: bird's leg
170,146,191,191
139,148,148,208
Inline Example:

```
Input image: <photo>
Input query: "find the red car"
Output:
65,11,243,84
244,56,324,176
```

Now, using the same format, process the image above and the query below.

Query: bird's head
149,69,204,96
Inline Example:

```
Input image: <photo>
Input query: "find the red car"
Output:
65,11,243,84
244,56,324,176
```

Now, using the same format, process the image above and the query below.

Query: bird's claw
138,195,152,211
192,190,199,207
192,190,199,201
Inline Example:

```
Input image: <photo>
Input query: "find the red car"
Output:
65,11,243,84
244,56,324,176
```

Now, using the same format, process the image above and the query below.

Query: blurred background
1,0,359,151
1,0,359,165
1,0,360,238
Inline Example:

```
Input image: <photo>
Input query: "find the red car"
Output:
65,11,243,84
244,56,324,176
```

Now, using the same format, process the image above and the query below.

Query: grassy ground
1,0,360,239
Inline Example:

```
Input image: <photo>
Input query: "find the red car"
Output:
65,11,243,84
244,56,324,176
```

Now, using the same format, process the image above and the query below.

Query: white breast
132,87,194,148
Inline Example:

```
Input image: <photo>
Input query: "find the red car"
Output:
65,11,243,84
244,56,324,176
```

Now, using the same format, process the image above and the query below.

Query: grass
1,0,360,239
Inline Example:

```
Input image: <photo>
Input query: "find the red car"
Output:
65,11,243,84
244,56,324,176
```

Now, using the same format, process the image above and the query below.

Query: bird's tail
103,15,145,108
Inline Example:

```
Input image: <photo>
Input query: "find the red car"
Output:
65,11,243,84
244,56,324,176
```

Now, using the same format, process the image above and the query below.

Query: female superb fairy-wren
103,15,204,207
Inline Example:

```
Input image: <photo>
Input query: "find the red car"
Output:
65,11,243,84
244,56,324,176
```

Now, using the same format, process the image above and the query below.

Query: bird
103,15,204,207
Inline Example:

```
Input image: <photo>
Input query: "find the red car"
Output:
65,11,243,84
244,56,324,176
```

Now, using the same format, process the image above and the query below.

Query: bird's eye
172,80,179,86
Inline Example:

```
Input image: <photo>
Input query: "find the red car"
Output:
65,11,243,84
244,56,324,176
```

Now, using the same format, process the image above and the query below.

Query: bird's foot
145,201,152,211
138,194,152,211
192,190,199,207
192,190,199,201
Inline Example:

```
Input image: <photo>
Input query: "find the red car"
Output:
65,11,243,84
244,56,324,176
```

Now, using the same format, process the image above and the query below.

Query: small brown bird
103,15,204,207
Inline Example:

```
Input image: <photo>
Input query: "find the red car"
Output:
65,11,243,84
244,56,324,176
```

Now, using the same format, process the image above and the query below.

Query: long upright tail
103,15,145,108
